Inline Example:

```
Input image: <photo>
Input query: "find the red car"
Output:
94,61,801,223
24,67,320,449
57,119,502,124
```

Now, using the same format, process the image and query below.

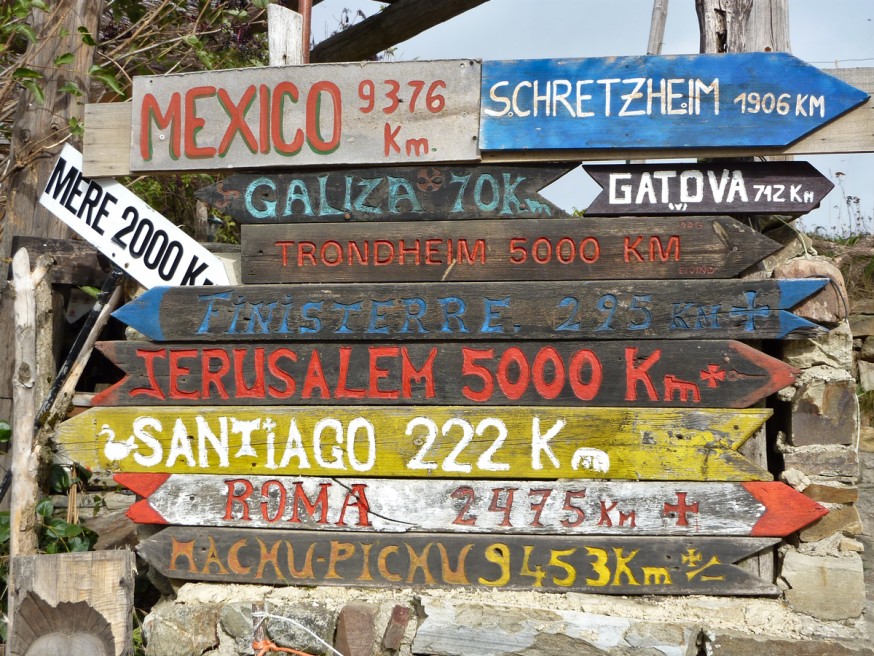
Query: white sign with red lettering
130,59,481,172
39,144,229,288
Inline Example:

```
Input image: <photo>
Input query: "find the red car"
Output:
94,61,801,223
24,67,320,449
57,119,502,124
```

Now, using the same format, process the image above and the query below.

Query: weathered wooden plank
137,527,779,595
309,0,489,64
116,474,826,538
55,406,771,480
112,278,828,342
239,216,779,283
10,237,108,286
38,145,228,288
92,340,796,409
584,161,833,216
80,68,874,177
480,54,868,151
194,164,568,223
8,551,136,656
130,60,480,173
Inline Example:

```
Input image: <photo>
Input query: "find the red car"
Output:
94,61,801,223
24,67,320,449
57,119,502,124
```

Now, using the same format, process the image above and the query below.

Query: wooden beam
310,0,490,63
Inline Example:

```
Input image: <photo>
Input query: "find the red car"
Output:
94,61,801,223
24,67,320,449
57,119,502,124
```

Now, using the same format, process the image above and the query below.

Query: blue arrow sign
480,53,868,151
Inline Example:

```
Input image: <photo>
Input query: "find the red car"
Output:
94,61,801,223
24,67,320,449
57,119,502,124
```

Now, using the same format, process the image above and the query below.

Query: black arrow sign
584,161,833,216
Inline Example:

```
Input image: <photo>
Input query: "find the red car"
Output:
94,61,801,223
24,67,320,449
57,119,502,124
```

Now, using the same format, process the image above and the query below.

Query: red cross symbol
664,492,700,527
700,364,726,388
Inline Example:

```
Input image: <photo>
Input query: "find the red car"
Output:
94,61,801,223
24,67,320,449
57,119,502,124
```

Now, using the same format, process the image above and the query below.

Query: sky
312,0,874,235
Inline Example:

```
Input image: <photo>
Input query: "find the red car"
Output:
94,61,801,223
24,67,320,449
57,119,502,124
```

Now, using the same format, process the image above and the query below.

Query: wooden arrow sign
56,406,771,480
480,53,868,152
194,164,570,223
117,474,827,538
131,59,481,172
137,527,779,595
92,340,796,409
584,161,834,216
113,278,828,342
239,216,779,283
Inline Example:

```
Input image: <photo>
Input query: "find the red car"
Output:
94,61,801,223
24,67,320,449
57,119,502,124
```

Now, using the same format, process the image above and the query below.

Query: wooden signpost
137,527,780,595
37,144,229,288
55,406,771,480
112,278,828,342
92,339,797,409
65,47,853,602
194,164,569,223
480,53,868,152
131,59,481,172
239,216,779,283
584,161,834,216
116,473,827,538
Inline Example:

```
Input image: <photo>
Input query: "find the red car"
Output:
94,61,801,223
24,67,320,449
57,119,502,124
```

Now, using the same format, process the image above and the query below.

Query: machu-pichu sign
137,527,780,595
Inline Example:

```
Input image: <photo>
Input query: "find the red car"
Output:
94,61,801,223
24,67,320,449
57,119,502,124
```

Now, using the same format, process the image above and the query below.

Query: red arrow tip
114,472,171,497
126,498,168,525
744,481,828,537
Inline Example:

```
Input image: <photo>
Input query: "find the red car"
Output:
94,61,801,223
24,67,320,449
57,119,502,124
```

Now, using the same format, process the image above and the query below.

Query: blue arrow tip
112,287,167,341
778,310,828,339
778,278,830,308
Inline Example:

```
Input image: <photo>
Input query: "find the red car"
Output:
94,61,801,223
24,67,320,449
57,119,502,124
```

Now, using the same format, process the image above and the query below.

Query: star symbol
700,364,726,388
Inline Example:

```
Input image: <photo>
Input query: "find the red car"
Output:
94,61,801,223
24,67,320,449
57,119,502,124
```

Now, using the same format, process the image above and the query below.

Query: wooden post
696,0,793,582
9,250,53,557
267,4,304,66
647,0,670,55
0,0,105,278
8,551,136,656
695,0,753,53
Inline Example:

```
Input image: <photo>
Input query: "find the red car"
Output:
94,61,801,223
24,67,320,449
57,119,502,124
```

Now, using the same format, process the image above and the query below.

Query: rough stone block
780,550,865,620
790,378,858,446
802,483,859,504
859,360,874,392
850,314,874,337
782,446,859,479
219,603,254,656
335,602,377,656
860,426,874,453
265,603,338,655
144,603,221,656
773,258,848,323
860,336,874,360
799,505,864,541
382,604,411,651
760,226,813,272
412,598,697,656
852,298,874,314
782,322,853,369
705,632,874,655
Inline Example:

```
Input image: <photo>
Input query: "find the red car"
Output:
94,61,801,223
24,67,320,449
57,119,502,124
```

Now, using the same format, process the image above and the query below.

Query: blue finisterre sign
479,52,869,151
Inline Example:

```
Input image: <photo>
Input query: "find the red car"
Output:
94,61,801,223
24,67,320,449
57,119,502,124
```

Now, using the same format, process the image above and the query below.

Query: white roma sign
39,144,229,288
